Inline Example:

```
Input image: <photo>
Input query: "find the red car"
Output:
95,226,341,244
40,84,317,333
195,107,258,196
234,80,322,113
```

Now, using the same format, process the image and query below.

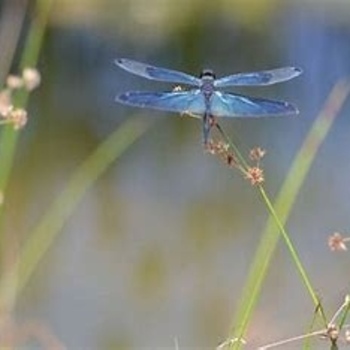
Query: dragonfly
115,58,302,145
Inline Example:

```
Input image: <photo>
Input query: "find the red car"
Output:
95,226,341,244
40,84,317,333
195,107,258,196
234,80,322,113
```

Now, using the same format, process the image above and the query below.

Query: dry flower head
6,75,23,90
206,140,239,168
206,136,265,186
6,108,27,130
328,232,349,252
345,329,350,343
0,90,12,117
249,147,266,161
245,166,264,186
22,67,41,91
0,67,40,130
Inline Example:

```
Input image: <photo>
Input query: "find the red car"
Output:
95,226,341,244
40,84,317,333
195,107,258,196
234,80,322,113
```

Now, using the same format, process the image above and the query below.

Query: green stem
258,186,318,304
216,123,318,320
0,0,53,314
0,0,53,194
214,123,319,343
335,296,350,330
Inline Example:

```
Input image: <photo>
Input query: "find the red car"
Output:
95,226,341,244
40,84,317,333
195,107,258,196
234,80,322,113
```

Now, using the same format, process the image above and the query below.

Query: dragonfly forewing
116,58,202,86
214,67,302,88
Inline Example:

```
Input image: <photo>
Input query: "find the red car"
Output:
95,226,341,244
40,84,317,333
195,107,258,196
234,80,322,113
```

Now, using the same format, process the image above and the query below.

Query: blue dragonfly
115,58,301,145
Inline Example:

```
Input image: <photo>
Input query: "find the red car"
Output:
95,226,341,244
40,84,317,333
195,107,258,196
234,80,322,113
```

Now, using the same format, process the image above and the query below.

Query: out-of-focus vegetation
0,0,349,349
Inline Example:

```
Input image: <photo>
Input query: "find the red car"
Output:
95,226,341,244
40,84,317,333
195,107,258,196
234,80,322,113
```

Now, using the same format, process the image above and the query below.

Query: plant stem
258,185,318,305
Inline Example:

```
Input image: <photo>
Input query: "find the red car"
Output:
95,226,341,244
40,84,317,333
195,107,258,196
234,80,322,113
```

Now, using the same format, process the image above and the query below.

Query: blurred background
1,0,350,348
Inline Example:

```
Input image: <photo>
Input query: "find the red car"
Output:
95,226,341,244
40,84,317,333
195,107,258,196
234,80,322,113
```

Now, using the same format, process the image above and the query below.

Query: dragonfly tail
202,113,211,146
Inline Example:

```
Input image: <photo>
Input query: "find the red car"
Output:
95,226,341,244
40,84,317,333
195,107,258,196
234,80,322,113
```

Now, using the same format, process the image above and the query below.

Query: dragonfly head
200,69,216,80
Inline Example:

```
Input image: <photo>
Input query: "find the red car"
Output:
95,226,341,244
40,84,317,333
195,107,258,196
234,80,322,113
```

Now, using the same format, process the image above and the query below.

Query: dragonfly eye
200,69,216,79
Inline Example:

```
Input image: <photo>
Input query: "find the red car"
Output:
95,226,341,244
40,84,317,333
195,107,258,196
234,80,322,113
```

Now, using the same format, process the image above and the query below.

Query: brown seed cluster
249,147,266,162
206,139,265,186
245,166,264,185
206,140,239,169
0,67,40,130
326,323,339,342
328,232,349,251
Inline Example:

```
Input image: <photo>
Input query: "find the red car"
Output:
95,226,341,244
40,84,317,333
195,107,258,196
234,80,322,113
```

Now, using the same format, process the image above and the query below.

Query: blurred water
5,1,350,349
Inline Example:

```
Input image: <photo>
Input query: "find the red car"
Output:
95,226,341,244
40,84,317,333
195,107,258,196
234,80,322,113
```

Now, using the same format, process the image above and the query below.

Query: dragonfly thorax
200,69,216,97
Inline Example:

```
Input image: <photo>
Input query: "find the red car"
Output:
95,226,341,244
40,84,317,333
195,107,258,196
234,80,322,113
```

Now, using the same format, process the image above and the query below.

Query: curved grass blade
0,117,152,299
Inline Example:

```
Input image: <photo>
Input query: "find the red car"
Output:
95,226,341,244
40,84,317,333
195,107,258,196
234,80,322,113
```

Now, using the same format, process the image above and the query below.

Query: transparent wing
115,58,202,86
214,67,302,88
211,91,299,117
116,90,206,116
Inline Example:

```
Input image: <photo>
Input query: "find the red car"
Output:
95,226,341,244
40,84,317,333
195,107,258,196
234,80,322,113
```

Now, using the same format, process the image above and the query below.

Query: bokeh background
1,0,350,348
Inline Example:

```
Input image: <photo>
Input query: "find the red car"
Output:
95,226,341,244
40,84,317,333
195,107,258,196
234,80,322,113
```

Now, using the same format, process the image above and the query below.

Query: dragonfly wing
115,58,202,86
116,90,206,116
211,91,299,117
214,67,302,87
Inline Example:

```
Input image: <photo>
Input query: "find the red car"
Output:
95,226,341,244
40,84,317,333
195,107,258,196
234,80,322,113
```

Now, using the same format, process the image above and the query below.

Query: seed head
326,324,339,341
345,330,350,343
206,140,229,155
7,108,28,130
0,90,12,117
249,147,266,161
22,67,41,91
206,140,239,168
6,75,23,90
328,232,348,252
245,166,264,185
